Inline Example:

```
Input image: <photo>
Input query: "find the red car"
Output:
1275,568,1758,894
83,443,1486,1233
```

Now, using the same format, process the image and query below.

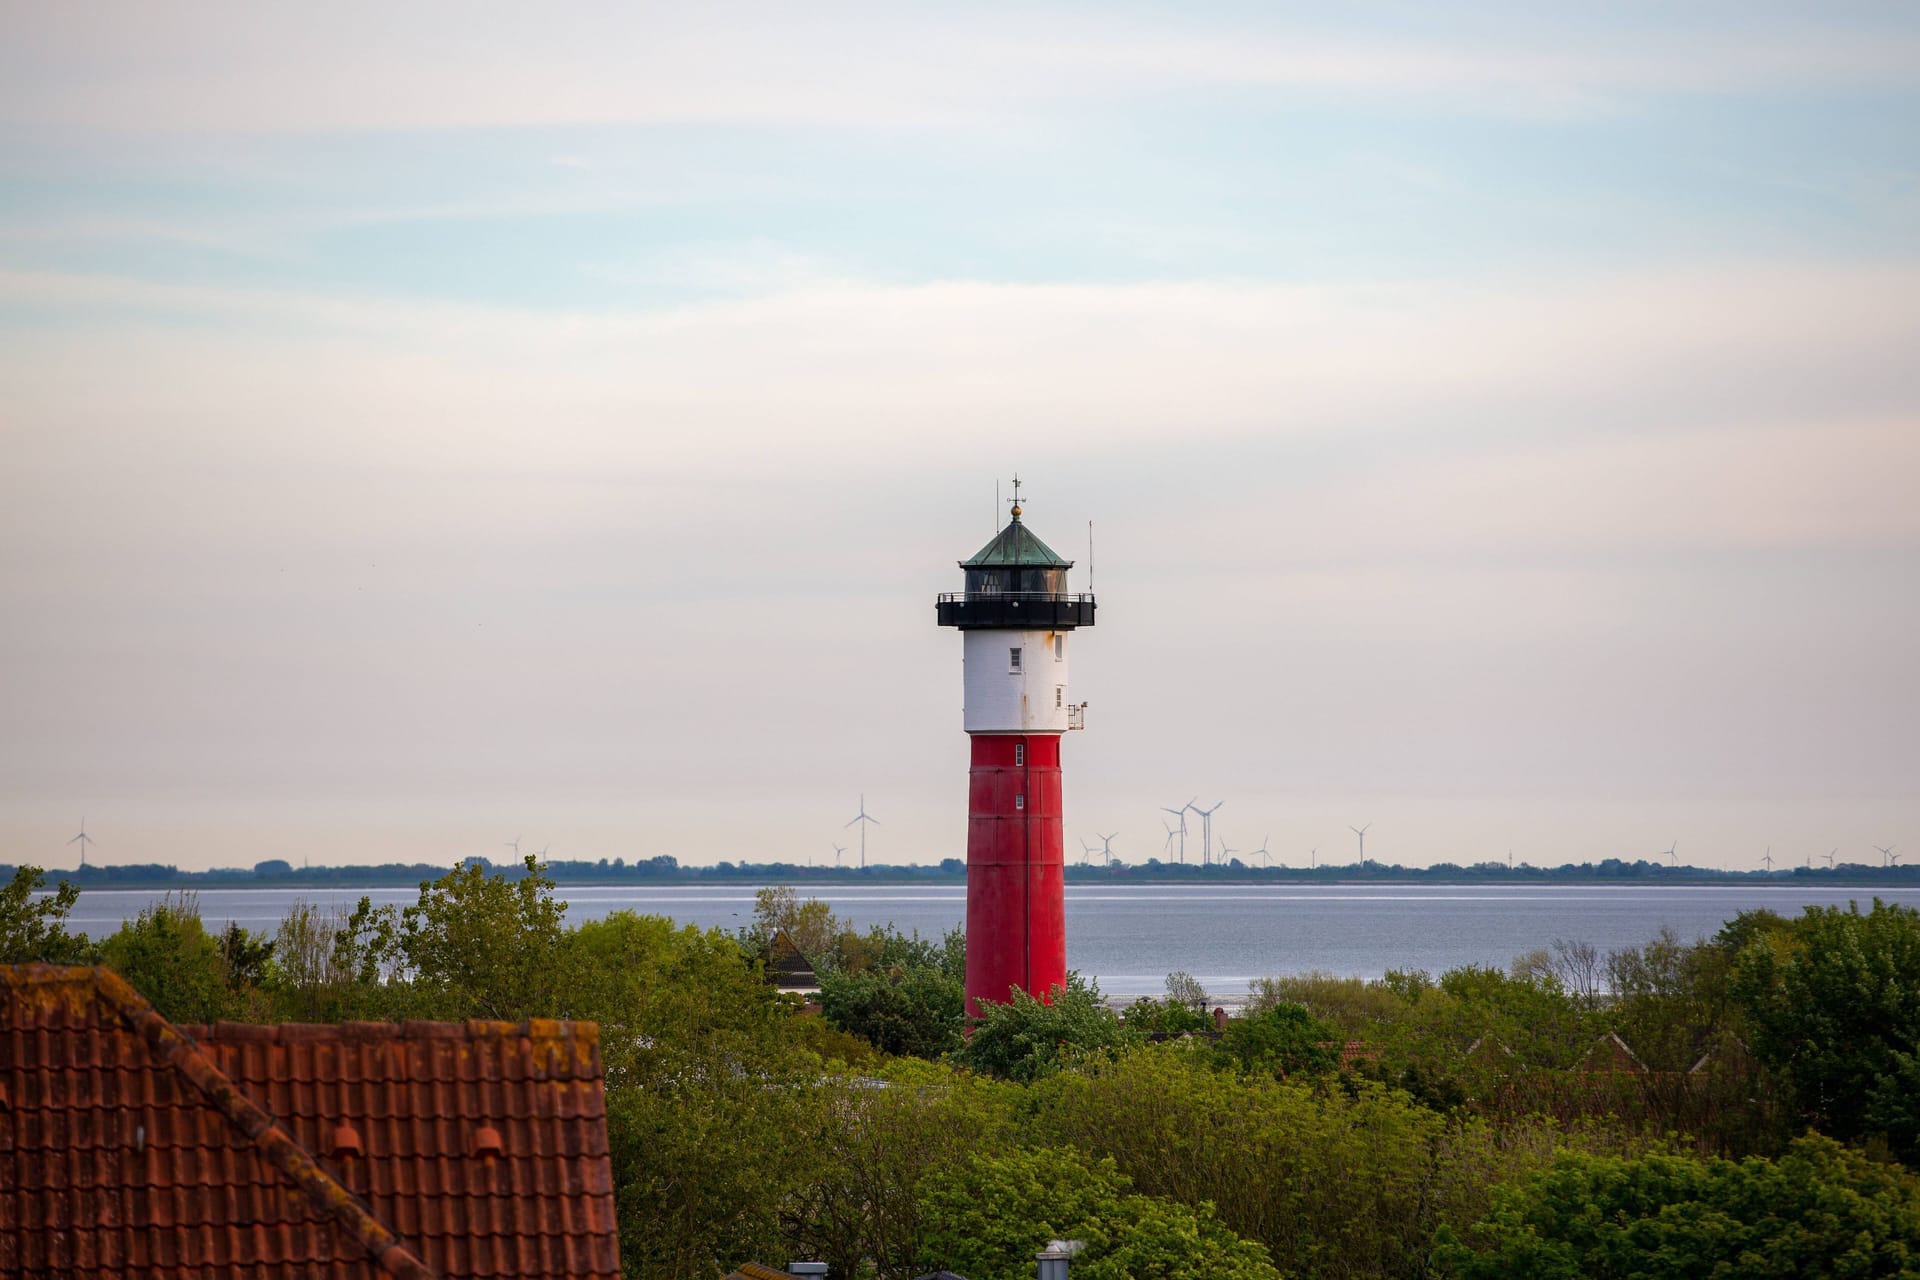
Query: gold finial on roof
1008,473,1023,521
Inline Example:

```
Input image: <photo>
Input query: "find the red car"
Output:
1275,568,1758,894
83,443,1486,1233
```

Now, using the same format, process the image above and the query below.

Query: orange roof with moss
1,964,620,1279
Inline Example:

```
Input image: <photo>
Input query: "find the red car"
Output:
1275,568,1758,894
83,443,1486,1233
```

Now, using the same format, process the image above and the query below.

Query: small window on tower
1014,743,1025,767
1056,686,1064,708
1009,647,1022,670
1054,635,1063,661
1015,793,1026,810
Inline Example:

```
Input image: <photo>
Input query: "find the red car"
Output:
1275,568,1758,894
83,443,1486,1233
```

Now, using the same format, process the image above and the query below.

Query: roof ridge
85,966,439,1280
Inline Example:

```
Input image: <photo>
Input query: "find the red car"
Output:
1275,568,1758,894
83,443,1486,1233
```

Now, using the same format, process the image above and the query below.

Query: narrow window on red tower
1009,647,1022,671
1015,793,1025,810
1014,743,1025,767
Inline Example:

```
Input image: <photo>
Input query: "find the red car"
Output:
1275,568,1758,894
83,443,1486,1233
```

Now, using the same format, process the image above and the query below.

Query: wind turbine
67,816,95,868
832,843,847,868
1249,834,1272,867
1821,848,1836,868
1309,846,1318,871
1663,841,1677,867
1080,837,1099,866
844,795,879,868
504,835,522,859
535,843,550,859
1350,823,1371,866
1160,819,1180,860
1098,832,1118,866
1876,843,1897,867
1191,801,1224,869
1160,799,1194,865
1761,846,1774,873
1217,834,1239,864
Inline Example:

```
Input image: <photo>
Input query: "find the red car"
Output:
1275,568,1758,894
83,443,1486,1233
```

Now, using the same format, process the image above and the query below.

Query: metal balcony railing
1067,704,1086,730
935,591,1097,605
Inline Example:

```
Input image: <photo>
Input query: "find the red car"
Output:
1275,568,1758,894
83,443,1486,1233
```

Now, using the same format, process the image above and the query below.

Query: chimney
787,1265,828,1279
1036,1239,1083,1280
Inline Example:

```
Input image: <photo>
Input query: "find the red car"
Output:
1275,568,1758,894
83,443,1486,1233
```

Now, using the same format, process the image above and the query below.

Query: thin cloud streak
5,5,1918,134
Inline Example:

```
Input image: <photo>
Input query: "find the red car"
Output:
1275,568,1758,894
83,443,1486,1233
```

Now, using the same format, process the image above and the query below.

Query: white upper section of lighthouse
963,628,1072,734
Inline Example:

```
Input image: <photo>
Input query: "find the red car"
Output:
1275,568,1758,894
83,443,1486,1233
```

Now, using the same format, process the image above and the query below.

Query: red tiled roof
2,965,621,1279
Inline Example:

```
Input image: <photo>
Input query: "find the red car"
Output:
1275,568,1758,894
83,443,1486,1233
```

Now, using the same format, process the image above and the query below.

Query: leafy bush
818,965,965,1058
954,975,1136,1083
1434,1134,1920,1279
1732,899,1920,1161
918,1145,1281,1280
98,894,255,1023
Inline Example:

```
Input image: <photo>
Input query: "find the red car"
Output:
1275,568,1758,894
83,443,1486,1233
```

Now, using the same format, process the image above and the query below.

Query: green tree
0,865,91,963
332,855,572,1020
97,894,241,1023
1434,1134,1920,1279
749,885,845,966
568,911,819,1280
1731,899,1920,1160
1119,995,1211,1036
266,900,360,1021
1219,1001,1342,1077
818,965,965,1058
917,1145,1281,1280
954,976,1136,1083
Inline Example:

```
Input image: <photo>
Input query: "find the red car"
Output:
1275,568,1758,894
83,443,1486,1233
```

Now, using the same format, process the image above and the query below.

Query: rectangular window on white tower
1015,793,1025,810
1014,743,1025,767
1056,686,1064,707
1009,647,1022,671
1053,635,1063,661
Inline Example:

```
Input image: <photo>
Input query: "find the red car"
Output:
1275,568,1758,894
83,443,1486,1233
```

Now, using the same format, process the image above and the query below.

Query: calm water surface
62,883,1920,1000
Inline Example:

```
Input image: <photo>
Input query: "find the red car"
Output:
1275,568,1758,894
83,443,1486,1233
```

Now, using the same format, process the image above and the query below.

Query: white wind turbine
845,795,879,868
1080,837,1099,866
1191,800,1224,869
1876,843,1897,868
1160,818,1180,860
1098,832,1118,866
1249,834,1273,868
1350,823,1371,866
832,843,847,868
1161,799,1195,865
67,816,96,868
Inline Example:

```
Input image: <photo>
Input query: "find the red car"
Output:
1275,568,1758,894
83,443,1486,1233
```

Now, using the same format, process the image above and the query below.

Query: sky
3,2,1918,873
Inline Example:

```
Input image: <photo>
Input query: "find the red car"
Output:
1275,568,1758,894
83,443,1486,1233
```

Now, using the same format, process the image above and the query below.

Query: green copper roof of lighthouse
961,508,1073,568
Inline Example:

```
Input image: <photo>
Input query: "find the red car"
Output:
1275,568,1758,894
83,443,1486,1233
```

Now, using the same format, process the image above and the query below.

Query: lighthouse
935,482,1095,1014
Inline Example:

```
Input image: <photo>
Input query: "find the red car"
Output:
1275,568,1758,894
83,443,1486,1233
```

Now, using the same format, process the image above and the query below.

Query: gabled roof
1576,1031,1649,1075
961,516,1072,569
1,964,620,1279
764,929,819,993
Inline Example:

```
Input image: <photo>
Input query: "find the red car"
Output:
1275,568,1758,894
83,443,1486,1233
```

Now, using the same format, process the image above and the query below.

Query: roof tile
3,964,621,1279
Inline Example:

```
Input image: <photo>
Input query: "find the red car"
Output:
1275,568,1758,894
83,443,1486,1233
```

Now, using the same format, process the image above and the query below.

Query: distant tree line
10,852,1918,892
8,860,1920,1278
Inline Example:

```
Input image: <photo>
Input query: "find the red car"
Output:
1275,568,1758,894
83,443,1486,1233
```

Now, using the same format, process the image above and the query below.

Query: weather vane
1008,473,1023,519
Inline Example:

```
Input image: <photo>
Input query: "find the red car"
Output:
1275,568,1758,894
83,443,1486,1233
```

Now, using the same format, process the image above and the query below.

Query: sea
58,882,1920,1001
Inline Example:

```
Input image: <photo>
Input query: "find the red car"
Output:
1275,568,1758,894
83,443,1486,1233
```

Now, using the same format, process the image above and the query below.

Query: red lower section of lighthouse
965,733,1067,1016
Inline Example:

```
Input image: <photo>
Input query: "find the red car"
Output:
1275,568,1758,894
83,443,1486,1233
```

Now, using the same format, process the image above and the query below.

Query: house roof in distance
1,964,620,1279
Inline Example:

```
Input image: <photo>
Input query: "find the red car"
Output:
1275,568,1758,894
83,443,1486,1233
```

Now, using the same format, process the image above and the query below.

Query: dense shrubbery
10,861,1920,1278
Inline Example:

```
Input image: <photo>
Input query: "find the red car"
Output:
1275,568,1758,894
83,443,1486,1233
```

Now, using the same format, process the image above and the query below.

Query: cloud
4,4,1915,134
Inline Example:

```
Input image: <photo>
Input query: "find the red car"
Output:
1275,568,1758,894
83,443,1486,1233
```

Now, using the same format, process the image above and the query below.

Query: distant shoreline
16,857,1919,895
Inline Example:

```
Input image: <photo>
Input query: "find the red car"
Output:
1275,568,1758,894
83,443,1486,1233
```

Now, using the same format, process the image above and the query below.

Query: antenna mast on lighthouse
935,479,1097,1014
